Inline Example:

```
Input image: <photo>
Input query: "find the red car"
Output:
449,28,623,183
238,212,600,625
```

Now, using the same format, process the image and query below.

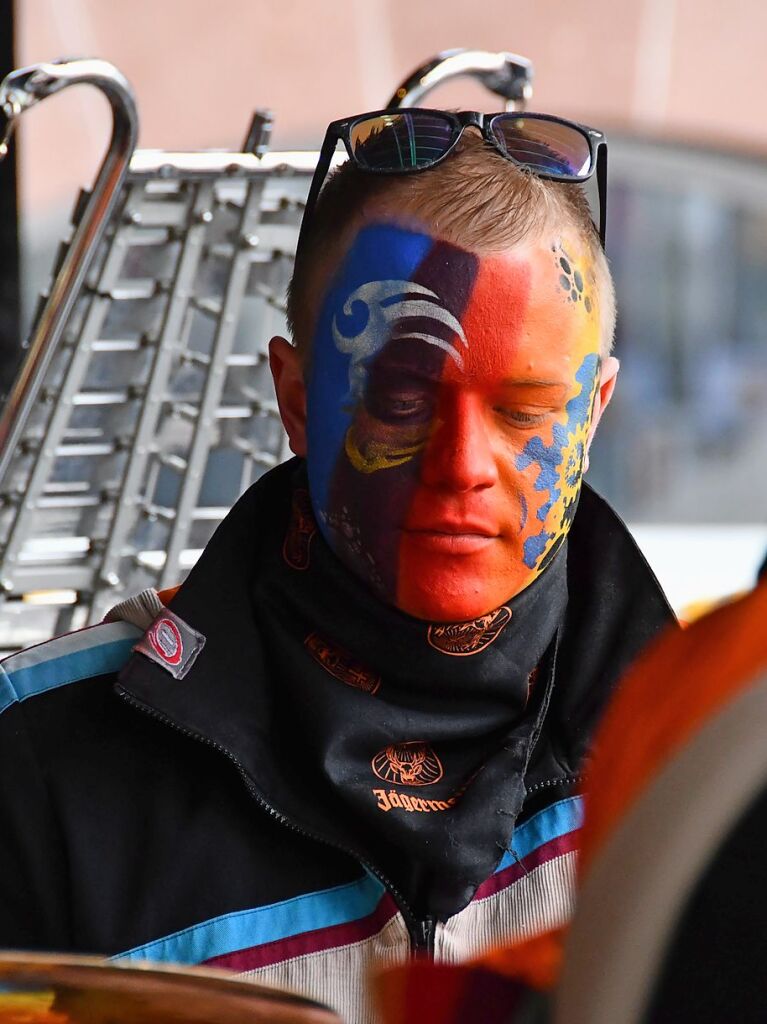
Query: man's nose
420,392,498,492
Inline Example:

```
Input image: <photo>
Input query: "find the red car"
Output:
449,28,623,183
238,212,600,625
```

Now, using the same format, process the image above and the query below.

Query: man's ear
584,355,619,472
269,336,307,457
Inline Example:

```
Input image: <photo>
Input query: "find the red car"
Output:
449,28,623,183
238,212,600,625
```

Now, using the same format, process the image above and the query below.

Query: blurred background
3,0,767,616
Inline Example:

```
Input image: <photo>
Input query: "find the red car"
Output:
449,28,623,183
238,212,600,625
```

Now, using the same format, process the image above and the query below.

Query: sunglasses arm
596,143,608,249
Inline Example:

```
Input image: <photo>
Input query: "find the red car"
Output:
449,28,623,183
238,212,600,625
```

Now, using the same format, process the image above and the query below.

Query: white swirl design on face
331,280,469,401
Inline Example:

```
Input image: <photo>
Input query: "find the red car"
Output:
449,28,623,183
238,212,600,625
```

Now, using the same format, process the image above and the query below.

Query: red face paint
398,253,532,619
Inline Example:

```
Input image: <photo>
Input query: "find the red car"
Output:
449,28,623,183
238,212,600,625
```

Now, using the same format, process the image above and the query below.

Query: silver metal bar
0,59,138,485
129,150,340,178
140,502,176,522
43,481,91,493
9,565,95,591
96,181,215,591
225,354,261,367
157,452,188,472
71,390,130,405
106,282,157,301
91,339,145,353
19,536,89,556
36,495,102,510
158,178,266,589
135,548,202,571
59,428,105,440
193,297,223,318
211,406,254,420
191,507,233,520
230,437,280,465
386,49,534,111
53,443,119,457
0,184,135,584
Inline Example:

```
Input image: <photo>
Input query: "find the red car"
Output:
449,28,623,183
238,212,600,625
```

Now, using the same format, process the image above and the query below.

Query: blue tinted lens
349,113,456,170
490,116,592,178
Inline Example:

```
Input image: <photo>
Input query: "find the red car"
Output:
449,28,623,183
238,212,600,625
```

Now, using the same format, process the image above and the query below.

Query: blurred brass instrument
0,951,340,1022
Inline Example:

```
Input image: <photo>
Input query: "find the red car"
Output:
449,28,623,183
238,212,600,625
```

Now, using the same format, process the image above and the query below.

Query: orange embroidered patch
427,606,512,656
304,632,381,694
372,789,456,813
283,488,316,570
371,741,443,787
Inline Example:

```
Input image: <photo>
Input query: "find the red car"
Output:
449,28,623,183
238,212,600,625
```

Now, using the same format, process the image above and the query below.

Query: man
0,114,673,1023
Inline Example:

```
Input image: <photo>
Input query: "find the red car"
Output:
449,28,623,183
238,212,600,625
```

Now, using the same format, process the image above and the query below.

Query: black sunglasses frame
298,108,608,251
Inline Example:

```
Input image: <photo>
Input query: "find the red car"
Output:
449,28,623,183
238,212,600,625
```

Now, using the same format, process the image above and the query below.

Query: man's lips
402,521,500,555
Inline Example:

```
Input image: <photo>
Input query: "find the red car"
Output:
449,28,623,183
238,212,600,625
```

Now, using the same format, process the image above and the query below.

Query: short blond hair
288,133,615,357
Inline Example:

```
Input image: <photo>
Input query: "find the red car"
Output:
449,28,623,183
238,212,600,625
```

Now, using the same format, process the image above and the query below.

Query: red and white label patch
148,617,183,666
135,609,205,679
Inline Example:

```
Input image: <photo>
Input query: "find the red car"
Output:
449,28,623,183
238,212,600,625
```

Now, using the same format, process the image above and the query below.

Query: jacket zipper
117,688,431,952
525,773,582,797
412,915,436,957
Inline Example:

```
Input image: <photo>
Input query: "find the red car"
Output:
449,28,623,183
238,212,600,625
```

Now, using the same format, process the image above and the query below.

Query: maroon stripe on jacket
203,892,400,972
473,830,580,903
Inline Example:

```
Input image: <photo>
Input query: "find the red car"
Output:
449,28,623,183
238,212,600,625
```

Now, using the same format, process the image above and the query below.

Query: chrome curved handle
386,49,534,111
0,59,138,483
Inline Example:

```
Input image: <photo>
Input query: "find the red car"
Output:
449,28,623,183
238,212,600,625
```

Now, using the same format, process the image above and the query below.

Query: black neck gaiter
251,475,569,920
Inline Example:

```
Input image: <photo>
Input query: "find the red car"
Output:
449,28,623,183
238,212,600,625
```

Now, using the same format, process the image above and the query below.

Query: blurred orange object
374,924,565,1022
0,991,69,1024
157,585,181,606
578,577,767,883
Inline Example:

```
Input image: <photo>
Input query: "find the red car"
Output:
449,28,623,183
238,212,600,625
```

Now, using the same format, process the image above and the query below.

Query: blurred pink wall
14,0,767,216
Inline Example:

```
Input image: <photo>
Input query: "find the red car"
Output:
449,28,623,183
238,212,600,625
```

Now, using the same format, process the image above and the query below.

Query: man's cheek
514,353,600,572
521,434,587,568
499,461,546,539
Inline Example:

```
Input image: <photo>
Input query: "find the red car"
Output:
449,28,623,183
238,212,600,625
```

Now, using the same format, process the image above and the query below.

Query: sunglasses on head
298,108,608,252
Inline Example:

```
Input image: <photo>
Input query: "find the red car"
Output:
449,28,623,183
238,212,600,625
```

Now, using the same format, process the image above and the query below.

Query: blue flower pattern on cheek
516,353,600,569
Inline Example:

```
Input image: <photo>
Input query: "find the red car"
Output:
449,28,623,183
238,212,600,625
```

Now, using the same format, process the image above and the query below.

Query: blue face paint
516,353,600,569
305,224,433,521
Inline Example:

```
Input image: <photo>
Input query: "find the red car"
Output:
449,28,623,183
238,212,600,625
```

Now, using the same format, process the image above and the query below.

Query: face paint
306,223,602,622
511,239,602,573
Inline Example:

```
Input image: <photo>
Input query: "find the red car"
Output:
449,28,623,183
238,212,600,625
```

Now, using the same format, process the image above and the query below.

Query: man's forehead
327,217,585,292
321,220,597,339
325,220,509,306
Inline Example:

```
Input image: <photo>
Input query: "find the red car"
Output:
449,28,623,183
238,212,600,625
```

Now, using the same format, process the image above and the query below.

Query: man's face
303,221,604,622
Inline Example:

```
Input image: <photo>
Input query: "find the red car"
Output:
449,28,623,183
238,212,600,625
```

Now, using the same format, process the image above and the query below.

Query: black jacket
0,462,674,1023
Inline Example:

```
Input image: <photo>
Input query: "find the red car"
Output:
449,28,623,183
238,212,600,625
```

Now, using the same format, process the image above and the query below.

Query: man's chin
394,572,525,624
394,541,532,622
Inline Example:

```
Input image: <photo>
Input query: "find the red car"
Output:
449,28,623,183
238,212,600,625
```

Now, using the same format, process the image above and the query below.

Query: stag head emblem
371,741,443,787
427,605,512,656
